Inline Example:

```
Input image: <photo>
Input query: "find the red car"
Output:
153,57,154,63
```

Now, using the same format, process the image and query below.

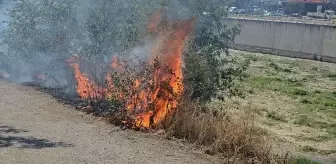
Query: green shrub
314,90,322,94
326,73,336,78
292,157,322,164
294,115,310,126
300,99,312,104
301,146,318,152
292,88,308,96
267,111,287,122
269,62,281,71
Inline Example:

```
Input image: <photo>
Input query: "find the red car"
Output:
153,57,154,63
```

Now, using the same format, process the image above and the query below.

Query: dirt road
0,81,217,164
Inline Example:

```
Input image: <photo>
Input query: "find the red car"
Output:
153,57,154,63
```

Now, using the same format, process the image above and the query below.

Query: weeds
300,98,312,104
298,135,332,142
291,157,322,164
163,99,285,163
326,72,336,78
292,88,308,96
245,54,260,61
319,149,336,155
249,76,304,95
327,126,336,135
293,115,313,127
269,62,282,71
267,111,287,122
269,62,293,73
314,90,322,94
301,146,318,153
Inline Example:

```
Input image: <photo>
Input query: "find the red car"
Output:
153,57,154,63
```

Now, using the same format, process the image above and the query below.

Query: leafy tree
84,0,166,56
3,0,79,60
172,0,246,101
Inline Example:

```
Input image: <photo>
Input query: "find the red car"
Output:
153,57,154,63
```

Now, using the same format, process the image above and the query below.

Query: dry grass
229,50,336,163
162,99,290,164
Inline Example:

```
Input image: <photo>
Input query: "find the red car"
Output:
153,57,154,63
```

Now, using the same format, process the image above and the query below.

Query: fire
67,55,106,100
69,11,196,128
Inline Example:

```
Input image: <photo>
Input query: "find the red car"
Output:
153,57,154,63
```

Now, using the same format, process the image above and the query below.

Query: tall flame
69,11,196,128
67,55,106,100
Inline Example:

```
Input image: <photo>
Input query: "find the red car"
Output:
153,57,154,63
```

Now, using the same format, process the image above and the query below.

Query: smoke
0,0,15,38
0,0,224,96
0,0,81,91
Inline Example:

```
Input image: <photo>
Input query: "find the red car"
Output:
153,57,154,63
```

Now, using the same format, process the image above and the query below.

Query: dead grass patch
162,99,291,164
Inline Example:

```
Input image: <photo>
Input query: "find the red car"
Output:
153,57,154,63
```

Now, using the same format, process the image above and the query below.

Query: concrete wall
223,18,336,62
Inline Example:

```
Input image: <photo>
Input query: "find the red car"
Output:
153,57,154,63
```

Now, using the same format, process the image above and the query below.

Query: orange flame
67,55,106,100
69,11,196,128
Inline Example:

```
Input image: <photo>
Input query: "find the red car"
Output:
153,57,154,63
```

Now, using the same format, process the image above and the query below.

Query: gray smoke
0,0,226,95
0,0,15,38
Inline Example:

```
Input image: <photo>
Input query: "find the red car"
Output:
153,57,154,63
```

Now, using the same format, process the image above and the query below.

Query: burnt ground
0,80,218,164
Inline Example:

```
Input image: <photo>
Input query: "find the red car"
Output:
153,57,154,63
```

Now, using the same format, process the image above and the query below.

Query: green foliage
269,62,293,73
314,90,322,94
294,115,310,126
300,98,312,104
182,0,246,102
298,135,333,142
184,54,249,101
249,76,303,94
249,74,336,110
2,0,167,61
292,157,322,164
3,0,79,59
245,54,260,61
301,146,318,153
326,72,336,79
84,0,165,56
292,88,308,96
267,111,287,122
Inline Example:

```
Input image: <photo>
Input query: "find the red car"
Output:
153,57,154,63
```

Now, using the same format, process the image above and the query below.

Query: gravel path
0,81,217,164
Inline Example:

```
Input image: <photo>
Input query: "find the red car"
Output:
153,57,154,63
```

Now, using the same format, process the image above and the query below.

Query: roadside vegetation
1,0,334,164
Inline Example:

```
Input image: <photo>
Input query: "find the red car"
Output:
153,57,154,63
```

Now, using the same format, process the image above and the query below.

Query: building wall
224,18,336,62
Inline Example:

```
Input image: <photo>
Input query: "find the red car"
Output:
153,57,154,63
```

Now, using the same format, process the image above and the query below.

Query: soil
0,80,218,164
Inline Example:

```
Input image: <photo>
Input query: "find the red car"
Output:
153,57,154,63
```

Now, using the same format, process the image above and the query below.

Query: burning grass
66,61,294,162
67,11,196,129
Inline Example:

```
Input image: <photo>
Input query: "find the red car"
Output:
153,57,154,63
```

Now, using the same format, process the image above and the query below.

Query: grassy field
231,50,336,163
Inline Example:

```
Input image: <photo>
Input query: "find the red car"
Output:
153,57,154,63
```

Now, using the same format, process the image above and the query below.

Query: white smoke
0,0,16,39
0,0,207,96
